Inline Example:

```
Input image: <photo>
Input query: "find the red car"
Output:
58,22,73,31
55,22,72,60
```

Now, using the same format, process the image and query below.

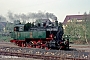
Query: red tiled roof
63,15,90,25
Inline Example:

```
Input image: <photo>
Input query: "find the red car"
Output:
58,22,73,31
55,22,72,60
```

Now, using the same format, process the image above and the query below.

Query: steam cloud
0,15,6,22
7,11,56,22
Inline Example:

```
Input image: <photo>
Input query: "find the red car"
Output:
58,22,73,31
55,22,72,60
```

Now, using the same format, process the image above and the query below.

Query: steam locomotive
10,18,69,50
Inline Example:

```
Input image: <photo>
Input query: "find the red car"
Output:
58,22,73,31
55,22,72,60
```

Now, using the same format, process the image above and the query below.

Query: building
0,22,7,32
0,22,14,32
63,15,90,29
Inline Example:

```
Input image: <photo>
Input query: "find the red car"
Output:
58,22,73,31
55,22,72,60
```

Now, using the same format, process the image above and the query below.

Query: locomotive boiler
10,18,69,50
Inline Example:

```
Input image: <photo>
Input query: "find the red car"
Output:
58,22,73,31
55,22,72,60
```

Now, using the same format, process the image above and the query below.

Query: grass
0,35,13,42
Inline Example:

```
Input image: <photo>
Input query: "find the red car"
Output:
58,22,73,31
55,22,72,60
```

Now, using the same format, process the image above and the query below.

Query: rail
0,51,89,60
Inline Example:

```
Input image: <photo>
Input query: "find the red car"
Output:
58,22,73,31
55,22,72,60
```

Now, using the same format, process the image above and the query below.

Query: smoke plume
0,15,6,22
7,11,56,22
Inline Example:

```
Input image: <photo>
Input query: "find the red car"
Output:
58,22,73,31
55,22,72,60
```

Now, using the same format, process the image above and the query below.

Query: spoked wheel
26,42,33,48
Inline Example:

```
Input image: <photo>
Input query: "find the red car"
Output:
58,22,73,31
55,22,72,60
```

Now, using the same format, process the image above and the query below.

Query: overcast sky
0,0,90,22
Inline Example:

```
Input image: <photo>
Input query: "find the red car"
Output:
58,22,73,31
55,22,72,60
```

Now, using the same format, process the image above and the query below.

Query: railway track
0,46,89,60
0,51,88,60
0,42,89,60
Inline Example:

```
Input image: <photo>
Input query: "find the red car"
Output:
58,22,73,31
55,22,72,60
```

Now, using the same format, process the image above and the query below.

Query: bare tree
83,12,89,44
7,11,14,22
